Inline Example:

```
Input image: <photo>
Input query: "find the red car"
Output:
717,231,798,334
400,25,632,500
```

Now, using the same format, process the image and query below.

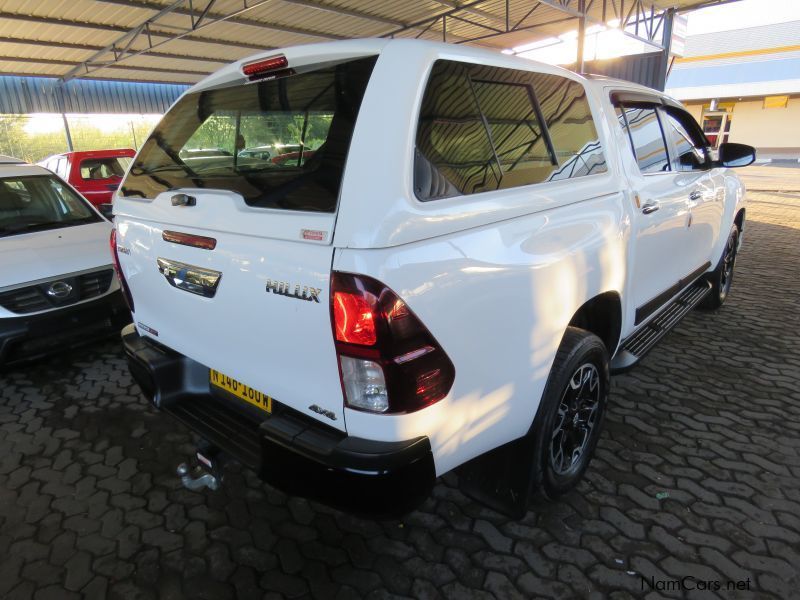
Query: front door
615,103,696,326
661,106,725,269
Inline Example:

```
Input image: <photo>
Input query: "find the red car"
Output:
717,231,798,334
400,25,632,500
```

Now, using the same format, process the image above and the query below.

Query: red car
271,149,316,166
39,149,135,208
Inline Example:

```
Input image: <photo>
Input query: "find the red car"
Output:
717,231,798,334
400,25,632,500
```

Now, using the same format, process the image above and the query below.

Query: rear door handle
688,190,702,201
642,202,660,214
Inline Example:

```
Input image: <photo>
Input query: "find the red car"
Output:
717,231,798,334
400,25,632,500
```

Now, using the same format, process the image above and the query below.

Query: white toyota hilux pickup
115,39,752,516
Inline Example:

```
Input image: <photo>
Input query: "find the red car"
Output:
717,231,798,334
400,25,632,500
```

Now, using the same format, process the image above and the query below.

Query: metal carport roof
0,0,720,85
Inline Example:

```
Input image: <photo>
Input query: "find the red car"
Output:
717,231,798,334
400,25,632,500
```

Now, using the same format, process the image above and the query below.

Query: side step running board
611,279,712,373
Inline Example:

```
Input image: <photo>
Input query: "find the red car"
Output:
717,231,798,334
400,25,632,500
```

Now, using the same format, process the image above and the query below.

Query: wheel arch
568,291,622,355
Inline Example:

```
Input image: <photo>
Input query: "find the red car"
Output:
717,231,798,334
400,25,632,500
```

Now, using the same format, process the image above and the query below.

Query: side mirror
717,143,756,168
98,203,114,220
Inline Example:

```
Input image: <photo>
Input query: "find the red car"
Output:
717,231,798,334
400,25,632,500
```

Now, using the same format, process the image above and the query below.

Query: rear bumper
121,324,435,515
0,291,131,368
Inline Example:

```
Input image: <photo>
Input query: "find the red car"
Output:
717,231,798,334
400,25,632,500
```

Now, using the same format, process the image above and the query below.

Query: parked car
271,149,316,166
178,148,232,159
237,144,307,163
237,145,273,160
114,40,752,516
0,156,131,369
39,149,134,209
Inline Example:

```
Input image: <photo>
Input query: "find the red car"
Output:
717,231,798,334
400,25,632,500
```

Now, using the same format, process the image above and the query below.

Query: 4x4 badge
265,279,321,303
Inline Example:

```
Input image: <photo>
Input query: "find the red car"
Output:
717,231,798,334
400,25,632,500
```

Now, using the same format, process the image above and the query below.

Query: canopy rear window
121,56,377,213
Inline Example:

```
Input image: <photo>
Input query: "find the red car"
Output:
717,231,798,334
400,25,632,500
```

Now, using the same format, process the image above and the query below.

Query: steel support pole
56,84,74,152
658,7,675,91
576,0,586,73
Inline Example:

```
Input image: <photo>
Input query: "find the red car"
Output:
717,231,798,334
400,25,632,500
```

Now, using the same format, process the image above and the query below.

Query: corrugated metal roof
584,52,667,90
0,75,188,114
0,0,712,85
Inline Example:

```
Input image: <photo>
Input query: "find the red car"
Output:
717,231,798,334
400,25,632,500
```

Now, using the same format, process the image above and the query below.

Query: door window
80,157,132,180
662,109,709,172
55,157,68,179
616,105,670,174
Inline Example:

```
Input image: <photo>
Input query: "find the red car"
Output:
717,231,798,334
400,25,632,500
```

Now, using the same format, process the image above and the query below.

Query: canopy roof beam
62,0,288,81
385,0,669,50
0,12,272,52
0,55,212,78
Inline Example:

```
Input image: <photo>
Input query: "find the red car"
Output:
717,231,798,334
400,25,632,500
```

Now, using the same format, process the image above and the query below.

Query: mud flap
457,432,538,519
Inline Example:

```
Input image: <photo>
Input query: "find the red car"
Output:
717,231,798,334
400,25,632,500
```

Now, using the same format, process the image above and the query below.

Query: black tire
531,327,609,499
699,226,738,310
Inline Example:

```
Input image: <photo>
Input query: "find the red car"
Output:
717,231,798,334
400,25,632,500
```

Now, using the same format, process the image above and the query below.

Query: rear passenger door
614,101,696,326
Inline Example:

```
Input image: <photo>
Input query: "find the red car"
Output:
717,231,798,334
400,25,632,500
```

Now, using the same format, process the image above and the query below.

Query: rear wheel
699,226,738,310
532,327,609,499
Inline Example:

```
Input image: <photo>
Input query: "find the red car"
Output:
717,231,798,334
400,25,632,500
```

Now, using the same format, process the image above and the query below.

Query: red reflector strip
242,55,288,76
393,346,435,365
162,230,217,250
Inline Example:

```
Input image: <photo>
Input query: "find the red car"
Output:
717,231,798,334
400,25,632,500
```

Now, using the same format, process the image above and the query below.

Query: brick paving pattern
1,187,799,599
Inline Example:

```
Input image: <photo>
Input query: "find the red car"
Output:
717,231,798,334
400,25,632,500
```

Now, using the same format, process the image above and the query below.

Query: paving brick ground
2,184,800,599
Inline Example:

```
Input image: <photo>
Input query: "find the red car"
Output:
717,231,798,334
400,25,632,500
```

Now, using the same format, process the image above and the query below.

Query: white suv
0,156,130,368
115,40,752,516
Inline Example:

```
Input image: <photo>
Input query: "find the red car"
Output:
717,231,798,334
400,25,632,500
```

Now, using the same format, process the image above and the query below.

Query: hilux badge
265,279,321,303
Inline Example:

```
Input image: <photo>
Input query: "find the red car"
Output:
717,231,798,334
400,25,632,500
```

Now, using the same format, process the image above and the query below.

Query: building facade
666,20,800,161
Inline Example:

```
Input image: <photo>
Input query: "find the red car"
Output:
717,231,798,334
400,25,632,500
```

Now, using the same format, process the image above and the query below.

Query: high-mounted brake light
110,228,135,313
242,55,288,78
162,230,217,250
331,272,455,415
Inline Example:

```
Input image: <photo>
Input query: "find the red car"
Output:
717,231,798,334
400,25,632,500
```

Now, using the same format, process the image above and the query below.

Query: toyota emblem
46,281,73,299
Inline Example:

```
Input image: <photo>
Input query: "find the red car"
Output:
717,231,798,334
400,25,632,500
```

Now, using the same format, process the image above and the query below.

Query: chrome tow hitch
176,443,224,492
176,463,220,491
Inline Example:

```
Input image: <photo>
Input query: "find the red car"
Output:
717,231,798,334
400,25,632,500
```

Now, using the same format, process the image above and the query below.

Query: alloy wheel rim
550,363,601,476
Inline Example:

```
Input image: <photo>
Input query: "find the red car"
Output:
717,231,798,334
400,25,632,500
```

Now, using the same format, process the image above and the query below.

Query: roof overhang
0,0,726,85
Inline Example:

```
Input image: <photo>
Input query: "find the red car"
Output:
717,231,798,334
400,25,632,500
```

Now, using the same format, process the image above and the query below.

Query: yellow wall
729,98,800,149
684,103,704,125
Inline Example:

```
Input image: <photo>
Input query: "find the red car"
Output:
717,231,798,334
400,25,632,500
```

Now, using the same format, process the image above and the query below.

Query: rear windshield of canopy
120,56,378,213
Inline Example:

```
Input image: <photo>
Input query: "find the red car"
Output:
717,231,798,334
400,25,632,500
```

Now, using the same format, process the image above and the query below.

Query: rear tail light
331,272,455,414
110,228,135,312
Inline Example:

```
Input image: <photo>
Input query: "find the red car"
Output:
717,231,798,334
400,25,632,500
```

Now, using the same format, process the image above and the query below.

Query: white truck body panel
113,39,747,478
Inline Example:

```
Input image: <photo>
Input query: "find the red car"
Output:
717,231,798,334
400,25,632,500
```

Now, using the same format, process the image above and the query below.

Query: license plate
209,369,272,413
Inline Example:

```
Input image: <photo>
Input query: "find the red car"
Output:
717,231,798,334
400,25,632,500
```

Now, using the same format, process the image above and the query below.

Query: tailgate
111,54,381,432
115,192,344,430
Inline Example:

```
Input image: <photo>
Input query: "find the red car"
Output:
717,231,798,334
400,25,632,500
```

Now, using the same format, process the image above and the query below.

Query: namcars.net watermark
642,575,752,593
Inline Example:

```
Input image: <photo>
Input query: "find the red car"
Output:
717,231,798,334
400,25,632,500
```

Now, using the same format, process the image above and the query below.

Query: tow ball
176,442,224,492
